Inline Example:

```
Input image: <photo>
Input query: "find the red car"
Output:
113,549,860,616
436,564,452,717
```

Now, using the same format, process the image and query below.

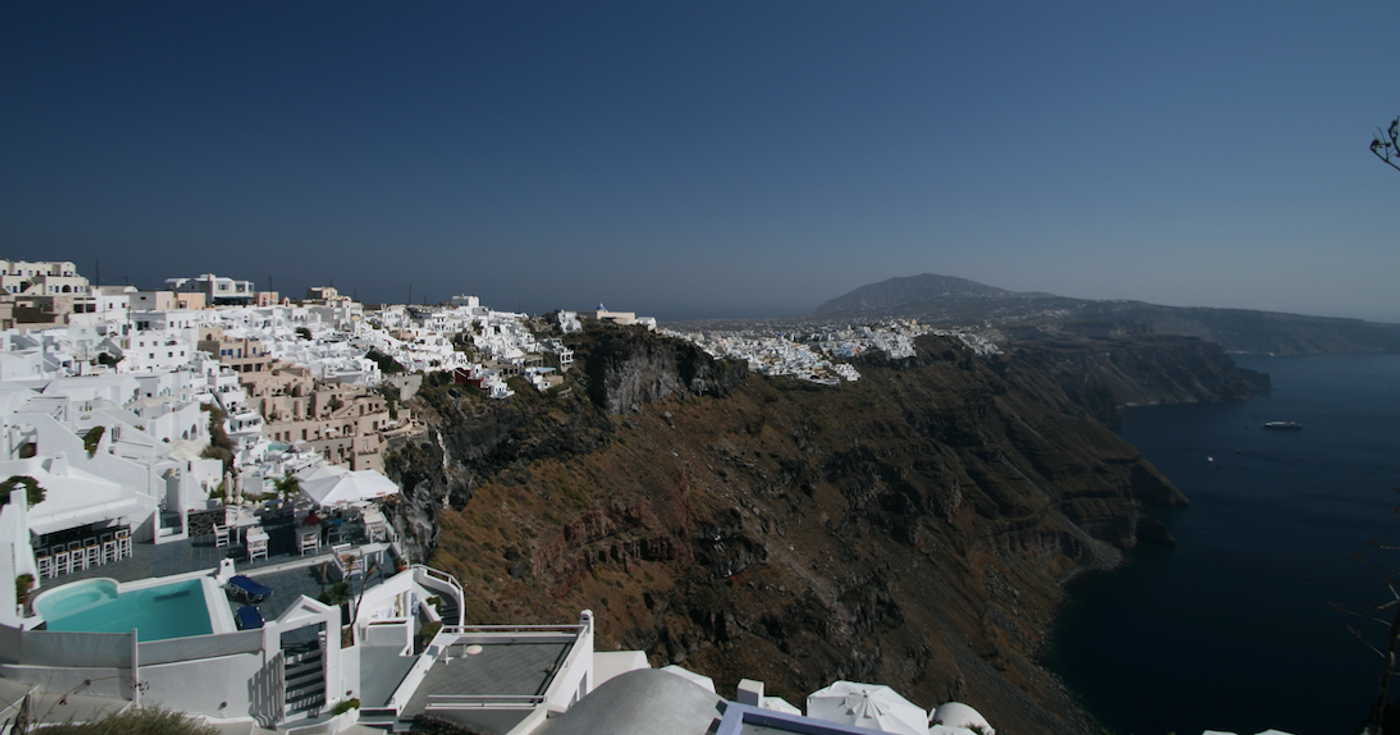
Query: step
286,672,324,692
285,656,322,676
284,649,323,667
285,698,325,717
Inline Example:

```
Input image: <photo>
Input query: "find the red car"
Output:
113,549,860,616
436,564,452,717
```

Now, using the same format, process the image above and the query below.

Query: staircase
158,510,182,537
282,638,326,720
437,593,461,627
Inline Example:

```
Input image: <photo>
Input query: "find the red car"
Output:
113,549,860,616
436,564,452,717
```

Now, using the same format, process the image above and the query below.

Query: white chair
102,539,119,563
299,529,320,556
51,550,71,576
37,554,53,580
247,533,269,562
84,544,102,568
213,524,230,548
115,529,132,559
71,548,89,571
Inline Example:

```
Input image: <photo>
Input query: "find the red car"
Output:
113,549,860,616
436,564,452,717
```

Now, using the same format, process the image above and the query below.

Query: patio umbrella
300,467,400,507
807,681,929,735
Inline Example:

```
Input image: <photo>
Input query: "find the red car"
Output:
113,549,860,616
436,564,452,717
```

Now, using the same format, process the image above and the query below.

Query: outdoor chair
100,532,117,563
226,574,273,604
246,533,269,562
83,544,102,568
36,554,53,580
235,605,265,630
299,528,320,556
51,549,71,576
213,524,230,548
115,528,132,559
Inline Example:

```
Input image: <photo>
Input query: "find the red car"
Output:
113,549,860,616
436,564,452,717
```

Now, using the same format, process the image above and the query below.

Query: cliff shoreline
383,323,1262,734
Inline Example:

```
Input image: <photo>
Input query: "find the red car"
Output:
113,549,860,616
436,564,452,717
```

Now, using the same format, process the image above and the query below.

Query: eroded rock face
582,327,745,415
383,324,1257,735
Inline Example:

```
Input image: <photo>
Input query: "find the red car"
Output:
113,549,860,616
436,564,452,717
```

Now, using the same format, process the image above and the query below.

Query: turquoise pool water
37,578,213,641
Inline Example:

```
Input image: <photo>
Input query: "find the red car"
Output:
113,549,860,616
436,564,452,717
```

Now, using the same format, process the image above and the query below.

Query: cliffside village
0,259,1017,735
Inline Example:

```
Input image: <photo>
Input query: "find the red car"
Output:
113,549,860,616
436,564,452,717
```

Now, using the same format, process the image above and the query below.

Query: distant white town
0,260,1269,735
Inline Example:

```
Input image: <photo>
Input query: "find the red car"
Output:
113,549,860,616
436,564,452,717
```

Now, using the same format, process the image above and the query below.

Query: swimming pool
35,577,226,641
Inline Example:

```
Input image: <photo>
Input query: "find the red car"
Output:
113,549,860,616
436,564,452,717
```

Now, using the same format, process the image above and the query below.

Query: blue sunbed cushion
235,605,264,630
227,574,273,601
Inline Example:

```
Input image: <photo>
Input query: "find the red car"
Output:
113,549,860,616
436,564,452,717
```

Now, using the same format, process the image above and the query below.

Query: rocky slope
382,322,1258,735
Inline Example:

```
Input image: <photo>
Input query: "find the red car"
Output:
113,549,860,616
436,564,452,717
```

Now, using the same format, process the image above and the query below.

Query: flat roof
399,636,574,719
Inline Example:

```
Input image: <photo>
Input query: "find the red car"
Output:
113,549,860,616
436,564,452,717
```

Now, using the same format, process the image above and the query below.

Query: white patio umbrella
807,681,929,735
299,467,400,508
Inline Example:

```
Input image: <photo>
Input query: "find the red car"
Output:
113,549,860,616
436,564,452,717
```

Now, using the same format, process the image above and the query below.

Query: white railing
411,565,465,627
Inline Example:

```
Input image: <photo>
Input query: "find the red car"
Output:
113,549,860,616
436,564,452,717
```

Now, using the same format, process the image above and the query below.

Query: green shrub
36,705,218,734
331,698,360,715
0,476,45,507
82,426,105,457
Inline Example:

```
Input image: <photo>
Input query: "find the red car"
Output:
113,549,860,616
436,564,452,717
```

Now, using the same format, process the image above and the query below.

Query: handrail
426,694,545,706
441,624,584,633
411,564,466,627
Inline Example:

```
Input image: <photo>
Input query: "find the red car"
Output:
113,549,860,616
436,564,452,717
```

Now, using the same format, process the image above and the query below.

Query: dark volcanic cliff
383,323,1255,734
997,321,1269,427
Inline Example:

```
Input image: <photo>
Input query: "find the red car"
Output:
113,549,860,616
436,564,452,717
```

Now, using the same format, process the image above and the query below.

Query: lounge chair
235,605,264,630
226,574,273,604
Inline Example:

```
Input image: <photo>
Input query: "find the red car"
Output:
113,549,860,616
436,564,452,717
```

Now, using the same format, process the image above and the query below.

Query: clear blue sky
3,2,1397,322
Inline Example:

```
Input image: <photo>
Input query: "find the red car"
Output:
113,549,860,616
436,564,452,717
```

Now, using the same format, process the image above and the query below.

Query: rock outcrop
383,322,1258,735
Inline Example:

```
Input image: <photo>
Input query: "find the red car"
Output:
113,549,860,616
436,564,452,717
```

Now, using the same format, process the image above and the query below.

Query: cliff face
1068,302,1400,355
383,324,1254,735
997,323,1270,427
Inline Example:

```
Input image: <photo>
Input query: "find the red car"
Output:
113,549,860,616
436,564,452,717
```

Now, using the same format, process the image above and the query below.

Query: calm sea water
1047,353,1400,735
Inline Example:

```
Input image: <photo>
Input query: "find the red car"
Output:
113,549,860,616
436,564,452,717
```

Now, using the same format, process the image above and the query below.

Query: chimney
48,451,68,476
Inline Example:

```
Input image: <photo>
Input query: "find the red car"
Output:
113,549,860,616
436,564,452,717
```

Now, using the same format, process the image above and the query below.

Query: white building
165,273,257,305
0,259,88,296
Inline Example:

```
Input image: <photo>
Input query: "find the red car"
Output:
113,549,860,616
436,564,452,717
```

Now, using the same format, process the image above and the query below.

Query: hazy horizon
4,3,1398,324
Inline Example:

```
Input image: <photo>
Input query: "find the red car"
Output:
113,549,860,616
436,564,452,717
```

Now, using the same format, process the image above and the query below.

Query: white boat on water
1262,421,1303,431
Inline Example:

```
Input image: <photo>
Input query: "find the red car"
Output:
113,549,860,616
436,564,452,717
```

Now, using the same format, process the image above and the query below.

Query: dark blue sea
1047,353,1400,735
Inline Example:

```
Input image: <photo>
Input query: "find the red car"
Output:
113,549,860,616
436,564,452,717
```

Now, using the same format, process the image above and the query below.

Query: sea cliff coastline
384,322,1261,734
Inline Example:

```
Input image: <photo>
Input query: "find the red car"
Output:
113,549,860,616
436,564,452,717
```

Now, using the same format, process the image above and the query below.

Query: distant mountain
814,274,1400,355
812,274,1032,314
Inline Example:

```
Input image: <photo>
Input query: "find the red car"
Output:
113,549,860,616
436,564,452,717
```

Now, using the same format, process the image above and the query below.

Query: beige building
245,365,399,472
0,260,87,296
131,290,207,311
197,327,274,376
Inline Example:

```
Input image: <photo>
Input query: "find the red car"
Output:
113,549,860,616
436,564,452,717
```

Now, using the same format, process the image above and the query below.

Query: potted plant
15,573,35,614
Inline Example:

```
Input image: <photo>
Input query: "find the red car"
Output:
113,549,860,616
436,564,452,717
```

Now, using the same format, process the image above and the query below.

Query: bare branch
1375,118,1400,172
1350,625,1389,659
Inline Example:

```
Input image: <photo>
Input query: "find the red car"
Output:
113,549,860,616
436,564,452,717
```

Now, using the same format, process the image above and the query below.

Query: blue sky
3,2,1397,322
